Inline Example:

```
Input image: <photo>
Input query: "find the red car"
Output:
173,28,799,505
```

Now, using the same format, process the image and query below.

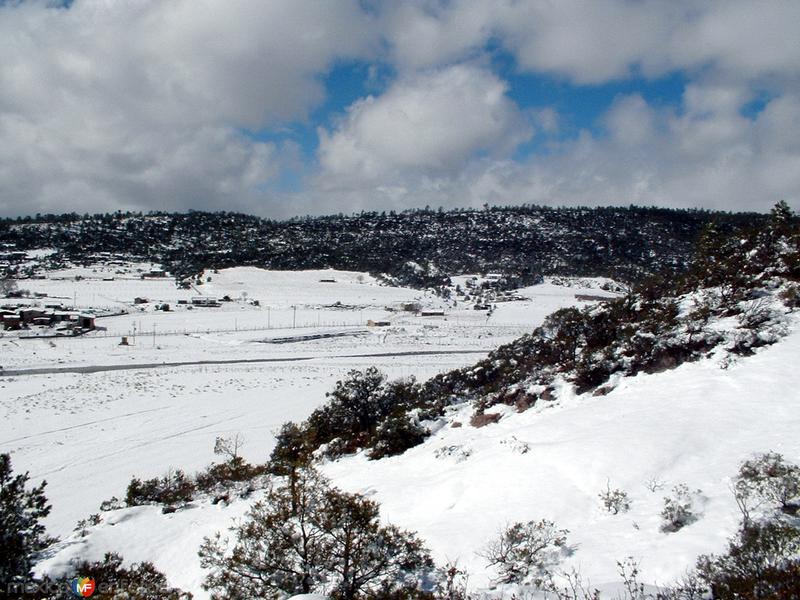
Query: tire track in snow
0,406,169,445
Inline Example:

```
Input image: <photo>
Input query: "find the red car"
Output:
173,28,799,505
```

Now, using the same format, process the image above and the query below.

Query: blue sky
0,0,798,218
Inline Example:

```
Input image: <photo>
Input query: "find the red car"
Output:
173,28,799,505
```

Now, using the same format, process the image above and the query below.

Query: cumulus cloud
1,0,799,217
381,0,800,86
317,64,531,186
307,0,800,214
312,88,800,214
0,0,374,215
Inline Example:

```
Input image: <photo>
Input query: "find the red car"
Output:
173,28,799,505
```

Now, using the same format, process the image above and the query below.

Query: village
0,253,619,376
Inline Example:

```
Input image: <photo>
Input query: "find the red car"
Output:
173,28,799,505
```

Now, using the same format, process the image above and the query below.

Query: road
0,349,488,377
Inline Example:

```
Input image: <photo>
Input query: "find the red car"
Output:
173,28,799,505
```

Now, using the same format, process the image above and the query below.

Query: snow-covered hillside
32,313,800,597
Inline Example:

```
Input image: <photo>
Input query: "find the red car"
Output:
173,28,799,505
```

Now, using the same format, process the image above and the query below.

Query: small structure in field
575,293,609,302
367,319,391,327
191,296,220,307
419,310,445,317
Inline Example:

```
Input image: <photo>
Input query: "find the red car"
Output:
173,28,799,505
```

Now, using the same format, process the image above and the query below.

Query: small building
191,296,220,307
367,320,391,327
18,308,46,324
77,314,96,329
142,269,167,279
419,310,445,317
134,297,149,304
2,314,21,330
319,278,337,283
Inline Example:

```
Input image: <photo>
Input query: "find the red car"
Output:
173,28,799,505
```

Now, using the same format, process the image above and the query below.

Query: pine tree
199,469,433,600
0,453,55,586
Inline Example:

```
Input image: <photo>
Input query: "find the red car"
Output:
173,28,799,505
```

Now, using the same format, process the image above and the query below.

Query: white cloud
1,0,800,218
308,88,800,214
317,64,531,184
381,0,800,87
0,0,375,216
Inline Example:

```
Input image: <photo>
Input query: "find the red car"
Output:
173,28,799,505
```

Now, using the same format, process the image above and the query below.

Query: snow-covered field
11,265,798,597
1,268,613,533
1,268,614,371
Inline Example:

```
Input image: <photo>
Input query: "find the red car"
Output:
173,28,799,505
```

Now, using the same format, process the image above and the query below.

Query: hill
1,205,763,288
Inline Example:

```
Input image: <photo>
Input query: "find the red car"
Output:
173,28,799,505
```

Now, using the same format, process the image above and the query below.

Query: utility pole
292,305,297,329
267,306,270,329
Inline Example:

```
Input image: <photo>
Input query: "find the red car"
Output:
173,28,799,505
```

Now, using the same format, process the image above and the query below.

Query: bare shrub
735,451,800,514
599,481,631,514
661,484,703,533
480,519,570,585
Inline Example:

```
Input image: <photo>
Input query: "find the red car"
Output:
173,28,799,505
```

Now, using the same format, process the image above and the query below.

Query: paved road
0,349,488,378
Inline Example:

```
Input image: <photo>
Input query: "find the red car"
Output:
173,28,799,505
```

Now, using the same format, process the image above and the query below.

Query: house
142,269,167,279
0,310,18,329
2,314,21,330
191,296,220,307
77,314,96,329
18,308,46,324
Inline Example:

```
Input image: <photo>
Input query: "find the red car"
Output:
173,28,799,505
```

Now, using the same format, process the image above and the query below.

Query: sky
1,0,799,219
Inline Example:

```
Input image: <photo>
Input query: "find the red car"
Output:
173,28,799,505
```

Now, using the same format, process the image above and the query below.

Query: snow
29,320,800,597
14,265,800,597
325,318,800,589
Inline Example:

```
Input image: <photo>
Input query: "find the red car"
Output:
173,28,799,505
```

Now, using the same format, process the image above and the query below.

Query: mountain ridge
1,205,765,288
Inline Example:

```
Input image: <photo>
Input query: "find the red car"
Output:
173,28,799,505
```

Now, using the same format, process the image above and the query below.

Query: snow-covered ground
2,268,613,371
14,265,794,597
31,315,800,597
1,268,612,533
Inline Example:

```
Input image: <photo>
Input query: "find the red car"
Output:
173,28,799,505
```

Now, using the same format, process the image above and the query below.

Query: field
1,266,615,538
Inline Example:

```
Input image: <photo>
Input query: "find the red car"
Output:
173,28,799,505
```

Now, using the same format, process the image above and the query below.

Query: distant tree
0,275,16,296
0,453,55,586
